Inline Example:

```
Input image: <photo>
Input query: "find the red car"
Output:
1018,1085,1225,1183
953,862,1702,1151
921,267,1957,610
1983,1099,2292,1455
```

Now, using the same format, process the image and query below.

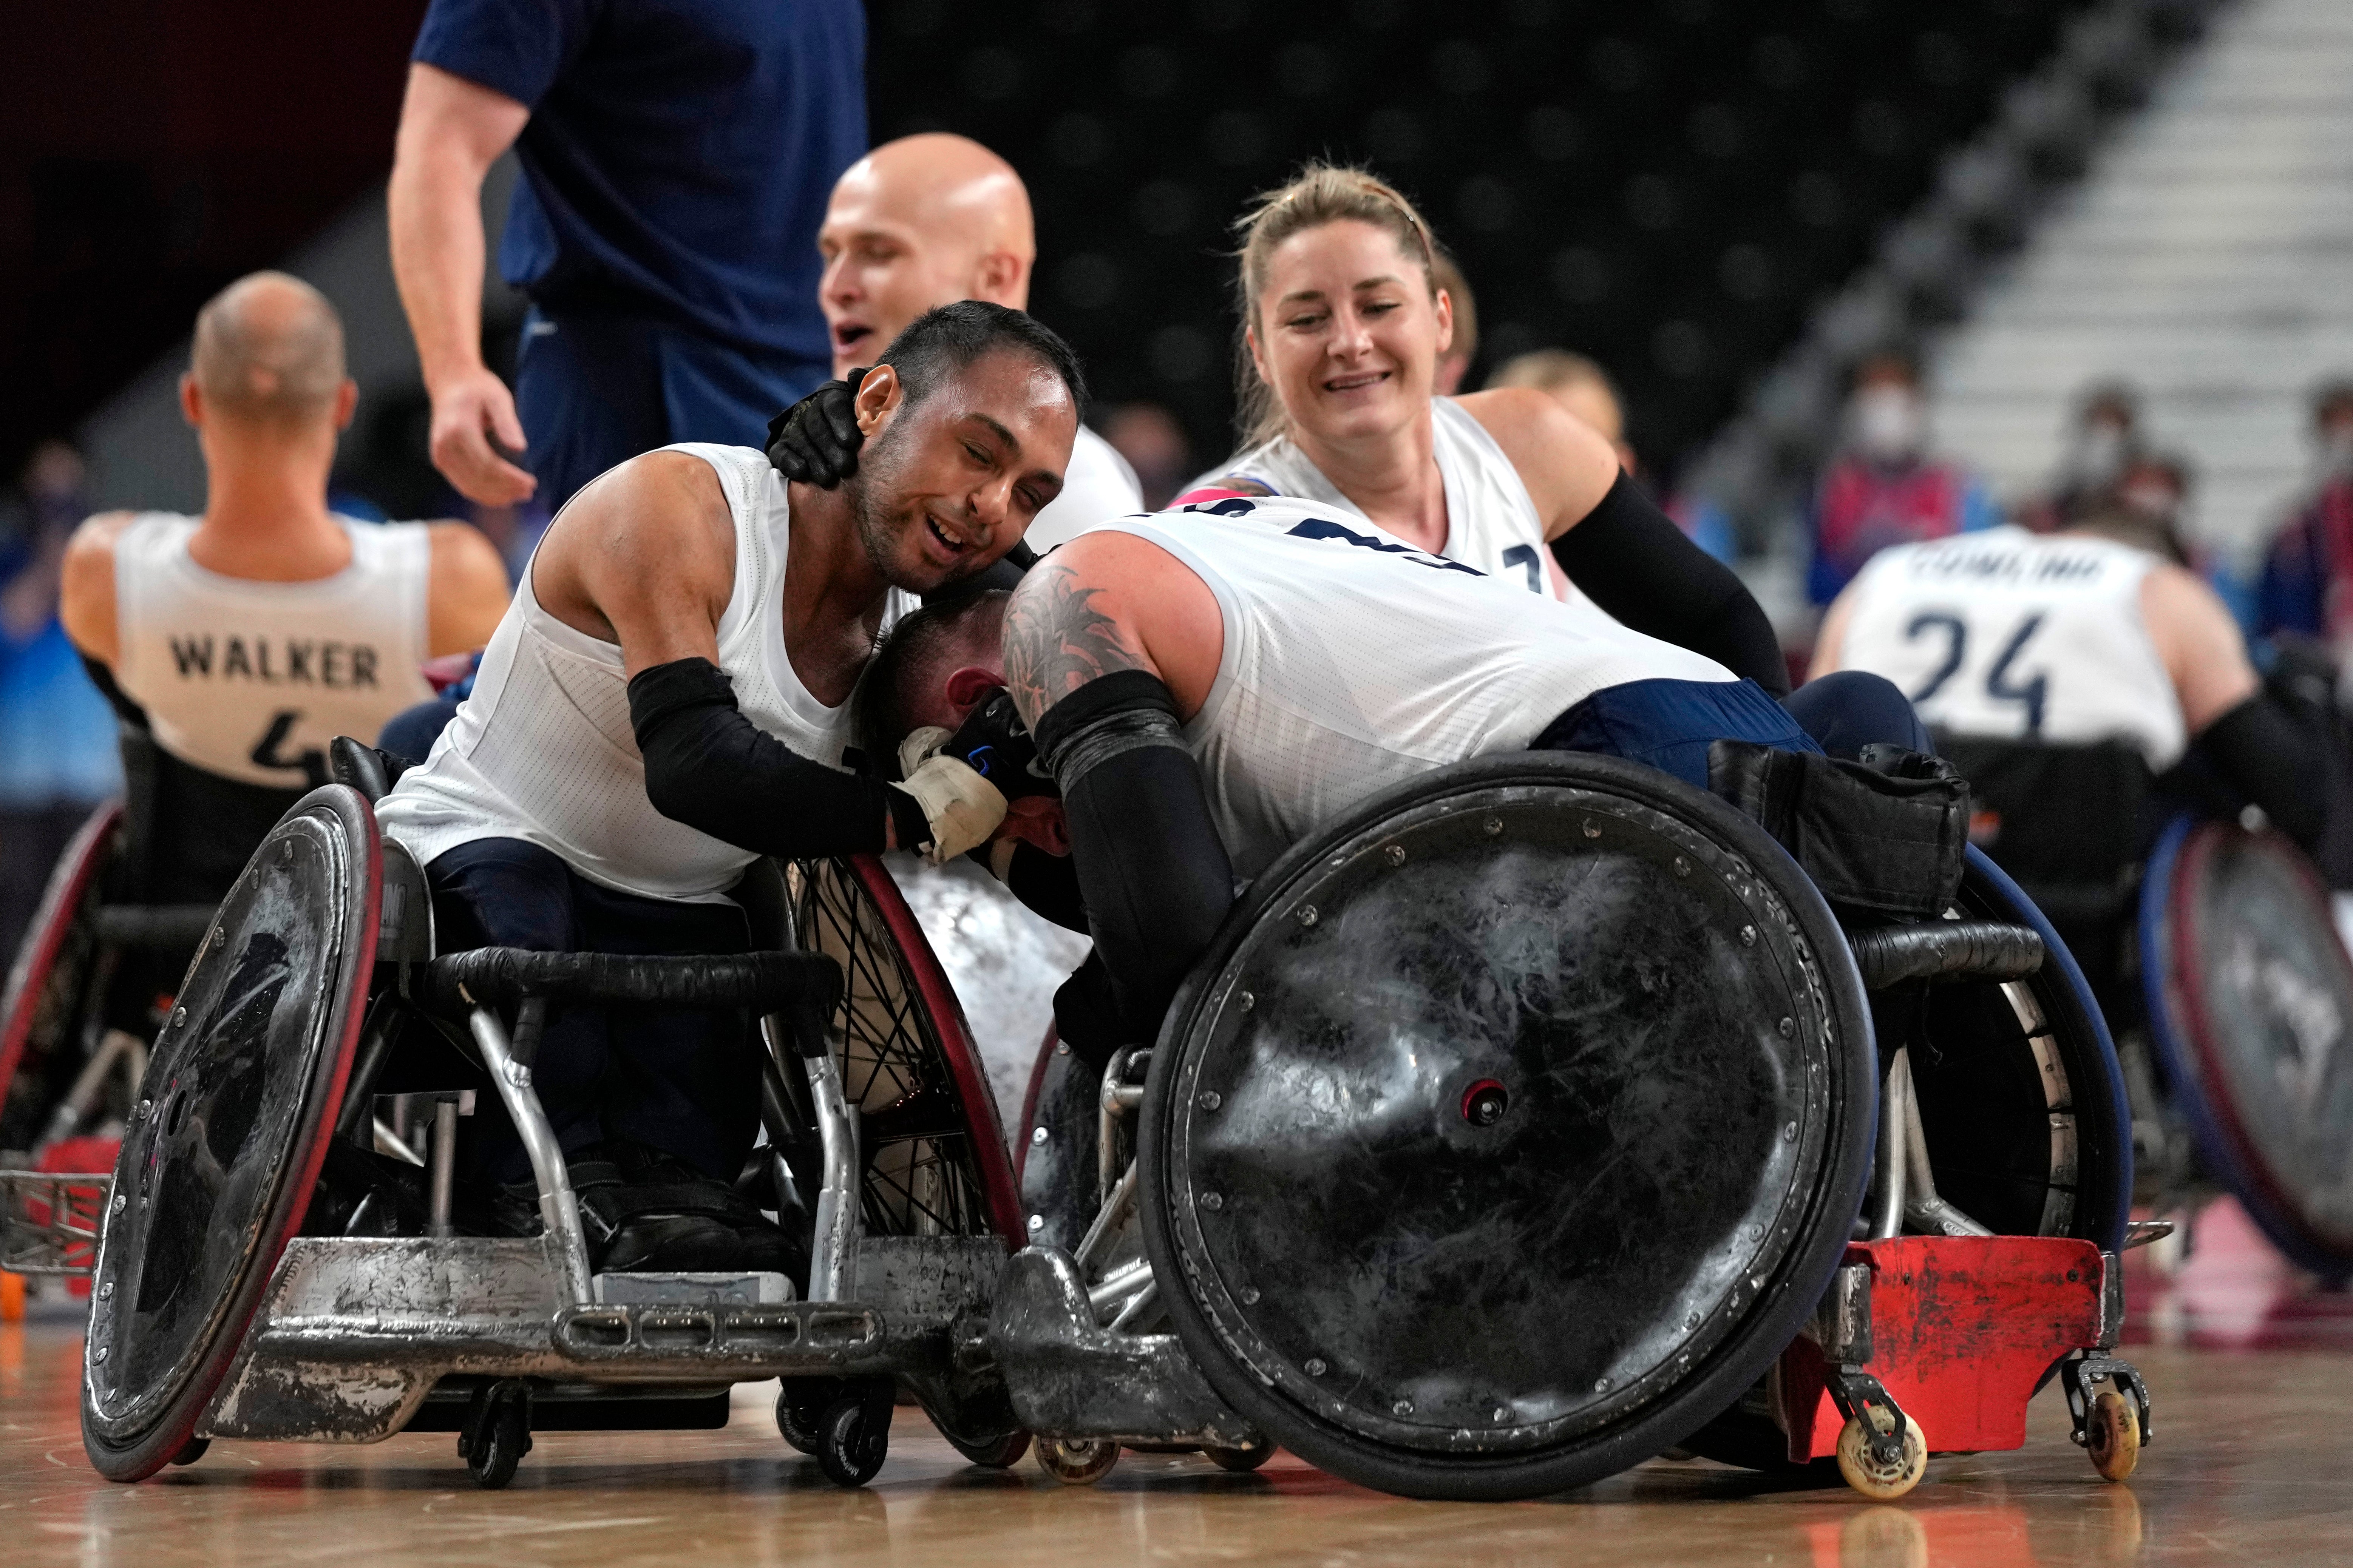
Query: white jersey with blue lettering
110,512,435,788
377,443,914,901
1207,397,1577,599
1832,525,2185,768
1083,496,1734,878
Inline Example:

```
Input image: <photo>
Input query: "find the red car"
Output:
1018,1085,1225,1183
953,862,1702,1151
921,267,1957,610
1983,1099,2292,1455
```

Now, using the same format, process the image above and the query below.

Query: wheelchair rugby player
852,491,2150,1499
1818,505,2353,1282
53,302,1086,1489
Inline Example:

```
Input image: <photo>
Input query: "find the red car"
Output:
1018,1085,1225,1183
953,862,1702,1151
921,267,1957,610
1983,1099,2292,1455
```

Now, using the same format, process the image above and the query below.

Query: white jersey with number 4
1834,525,2185,768
1084,496,1733,878
111,513,436,787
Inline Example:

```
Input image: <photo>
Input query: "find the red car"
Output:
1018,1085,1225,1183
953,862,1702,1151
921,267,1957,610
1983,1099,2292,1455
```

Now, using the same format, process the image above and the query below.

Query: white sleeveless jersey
1023,425,1144,553
1833,526,2185,768
111,514,434,788
377,444,914,901
1087,497,1733,878
1209,397,1584,602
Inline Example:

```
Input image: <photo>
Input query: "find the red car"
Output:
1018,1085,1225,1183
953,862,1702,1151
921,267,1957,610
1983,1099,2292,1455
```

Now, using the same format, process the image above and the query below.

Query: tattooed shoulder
1003,558,1152,725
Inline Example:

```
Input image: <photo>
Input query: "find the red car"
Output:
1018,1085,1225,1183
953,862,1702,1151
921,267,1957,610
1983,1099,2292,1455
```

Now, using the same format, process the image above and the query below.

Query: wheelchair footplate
1771,1237,2152,1497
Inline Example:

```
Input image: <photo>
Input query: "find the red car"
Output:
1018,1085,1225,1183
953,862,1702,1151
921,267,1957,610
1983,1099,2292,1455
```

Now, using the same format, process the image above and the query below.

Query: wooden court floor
4,1203,2347,1568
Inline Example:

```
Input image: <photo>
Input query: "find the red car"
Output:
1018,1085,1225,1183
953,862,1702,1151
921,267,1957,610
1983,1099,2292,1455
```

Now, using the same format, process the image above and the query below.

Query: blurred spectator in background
2256,380,2353,657
811,134,1138,551
390,0,866,514
1488,347,1736,563
1807,350,2000,605
0,443,120,966
2021,380,2146,533
1431,252,1477,396
1489,349,1638,474
1102,403,1194,511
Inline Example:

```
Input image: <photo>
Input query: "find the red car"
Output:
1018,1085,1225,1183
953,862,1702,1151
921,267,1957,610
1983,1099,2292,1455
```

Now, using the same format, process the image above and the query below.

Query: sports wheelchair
39,767,1029,1489
998,751,2151,1501
1948,733,2353,1283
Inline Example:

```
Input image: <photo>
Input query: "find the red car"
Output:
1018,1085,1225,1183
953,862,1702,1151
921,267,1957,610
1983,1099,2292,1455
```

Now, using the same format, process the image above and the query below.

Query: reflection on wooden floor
2,1197,2345,1568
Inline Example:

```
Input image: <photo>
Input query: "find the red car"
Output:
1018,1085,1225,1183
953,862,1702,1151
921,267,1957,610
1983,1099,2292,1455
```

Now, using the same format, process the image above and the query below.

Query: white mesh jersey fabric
1834,526,2186,768
111,512,434,787
1085,496,1732,878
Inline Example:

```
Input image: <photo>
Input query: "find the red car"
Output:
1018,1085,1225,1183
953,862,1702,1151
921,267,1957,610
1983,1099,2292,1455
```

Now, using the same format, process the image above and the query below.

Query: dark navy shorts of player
515,306,829,512
1534,670,1932,789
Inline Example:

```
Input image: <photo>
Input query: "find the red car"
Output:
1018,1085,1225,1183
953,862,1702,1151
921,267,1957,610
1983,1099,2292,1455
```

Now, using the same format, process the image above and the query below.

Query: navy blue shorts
514,307,828,513
425,836,758,1185
1533,678,1823,788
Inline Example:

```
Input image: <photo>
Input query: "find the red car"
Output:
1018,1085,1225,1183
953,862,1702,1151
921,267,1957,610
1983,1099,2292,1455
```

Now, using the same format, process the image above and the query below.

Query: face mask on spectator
2066,423,2131,489
2321,425,2353,479
1851,385,1923,464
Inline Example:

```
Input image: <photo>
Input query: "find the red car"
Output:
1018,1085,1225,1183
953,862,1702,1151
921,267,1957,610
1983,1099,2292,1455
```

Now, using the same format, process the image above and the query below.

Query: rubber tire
1204,1443,1274,1472
1035,1437,1121,1486
168,1437,209,1467
1139,752,1877,1502
816,1394,889,1488
2088,1390,2140,1483
776,1380,835,1456
467,1400,530,1491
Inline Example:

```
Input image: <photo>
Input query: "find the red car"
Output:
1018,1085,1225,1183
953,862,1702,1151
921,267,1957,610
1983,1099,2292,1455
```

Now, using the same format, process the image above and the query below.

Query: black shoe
570,1141,803,1277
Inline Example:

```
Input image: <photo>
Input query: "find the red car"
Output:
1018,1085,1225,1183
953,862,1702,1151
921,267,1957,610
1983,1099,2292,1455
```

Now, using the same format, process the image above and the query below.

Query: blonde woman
1176,164,1785,693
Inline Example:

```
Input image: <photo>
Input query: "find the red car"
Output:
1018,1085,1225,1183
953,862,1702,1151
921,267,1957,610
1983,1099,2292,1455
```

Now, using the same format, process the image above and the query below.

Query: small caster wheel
1035,1437,1121,1486
1204,1442,1273,1472
1836,1407,1927,1500
775,1384,823,1455
2087,1389,2141,1482
169,1437,210,1467
816,1393,890,1487
944,1428,1032,1468
459,1381,533,1490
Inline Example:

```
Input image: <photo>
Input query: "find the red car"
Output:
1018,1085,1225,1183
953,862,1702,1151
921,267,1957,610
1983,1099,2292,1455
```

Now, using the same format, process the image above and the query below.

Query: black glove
766,367,867,487
938,687,1057,801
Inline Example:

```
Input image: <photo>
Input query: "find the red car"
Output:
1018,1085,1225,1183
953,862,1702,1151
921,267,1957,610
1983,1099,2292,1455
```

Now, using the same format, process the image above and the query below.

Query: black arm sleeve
2192,693,2328,849
1003,844,1091,933
1548,471,1788,696
627,656,927,859
1036,671,1234,1066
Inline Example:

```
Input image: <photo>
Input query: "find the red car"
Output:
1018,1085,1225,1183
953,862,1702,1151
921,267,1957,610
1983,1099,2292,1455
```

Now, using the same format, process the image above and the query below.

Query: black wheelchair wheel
815,1381,893,1487
79,787,380,1483
1138,753,1876,1502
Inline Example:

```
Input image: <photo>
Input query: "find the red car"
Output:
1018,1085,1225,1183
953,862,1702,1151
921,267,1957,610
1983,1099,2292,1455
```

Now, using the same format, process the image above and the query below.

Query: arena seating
868,0,2102,484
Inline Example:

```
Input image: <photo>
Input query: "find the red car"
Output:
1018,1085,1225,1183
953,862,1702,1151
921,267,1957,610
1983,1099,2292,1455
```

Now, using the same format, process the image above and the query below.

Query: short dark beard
843,415,912,585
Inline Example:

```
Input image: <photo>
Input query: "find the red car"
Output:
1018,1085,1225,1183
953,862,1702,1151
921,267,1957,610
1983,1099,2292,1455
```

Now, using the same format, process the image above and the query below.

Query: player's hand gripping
891,727,1007,865
766,368,867,488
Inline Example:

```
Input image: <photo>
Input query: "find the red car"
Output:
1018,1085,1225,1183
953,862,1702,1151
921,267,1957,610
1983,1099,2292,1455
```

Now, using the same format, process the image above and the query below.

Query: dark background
0,0,2088,493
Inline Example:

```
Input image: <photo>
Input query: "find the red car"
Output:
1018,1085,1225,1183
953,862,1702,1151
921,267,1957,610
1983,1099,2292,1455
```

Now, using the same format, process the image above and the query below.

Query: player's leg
512,307,671,515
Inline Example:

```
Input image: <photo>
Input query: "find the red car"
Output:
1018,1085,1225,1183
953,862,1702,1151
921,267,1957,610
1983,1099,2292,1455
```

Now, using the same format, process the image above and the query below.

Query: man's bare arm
531,451,737,677
425,521,513,656
58,512,141,668
389,62,536,507
2143,562,2260,734
1002,557,1156,728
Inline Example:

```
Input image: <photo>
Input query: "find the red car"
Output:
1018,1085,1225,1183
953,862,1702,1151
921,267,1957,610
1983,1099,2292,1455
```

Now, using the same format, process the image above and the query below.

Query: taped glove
891,726,1007,864
765,368,867,487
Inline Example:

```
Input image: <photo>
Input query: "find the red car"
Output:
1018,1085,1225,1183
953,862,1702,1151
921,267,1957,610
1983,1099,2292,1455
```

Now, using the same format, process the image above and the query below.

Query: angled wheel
1139,753,1876,1501
1836,1409,1927,1500
943,1428,1031,1468
79,787,380,1483
2141,818,2353,1279
1204,1441,1274,1472
0,803,122,1153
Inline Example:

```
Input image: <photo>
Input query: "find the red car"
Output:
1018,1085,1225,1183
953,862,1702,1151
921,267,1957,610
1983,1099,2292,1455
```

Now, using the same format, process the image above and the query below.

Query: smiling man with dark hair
374,300,1081,1272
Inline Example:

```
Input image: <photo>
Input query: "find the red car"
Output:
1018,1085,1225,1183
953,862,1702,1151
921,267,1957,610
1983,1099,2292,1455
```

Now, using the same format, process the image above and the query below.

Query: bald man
808,134,1141,549
60,272,509,905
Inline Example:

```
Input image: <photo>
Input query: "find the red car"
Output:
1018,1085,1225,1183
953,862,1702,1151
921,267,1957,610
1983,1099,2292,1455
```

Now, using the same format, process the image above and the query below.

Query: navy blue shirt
413,0,864,361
